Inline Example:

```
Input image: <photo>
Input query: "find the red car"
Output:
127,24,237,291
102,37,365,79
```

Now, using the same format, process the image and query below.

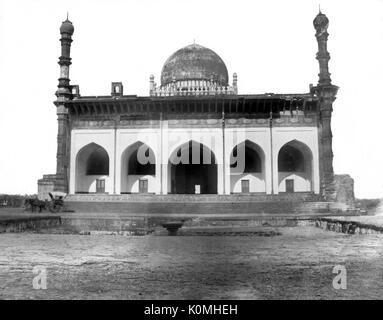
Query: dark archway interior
170,142,217,194
230,141,262,173
278,145,305,172
86,147,109,175
128,147,155,175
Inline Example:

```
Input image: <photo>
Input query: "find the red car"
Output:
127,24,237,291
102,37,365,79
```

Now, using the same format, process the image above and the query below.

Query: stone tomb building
39,11,341,208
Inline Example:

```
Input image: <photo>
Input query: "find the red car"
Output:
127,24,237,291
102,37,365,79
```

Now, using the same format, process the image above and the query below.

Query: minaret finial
66,12,69,21
313,8,331,85
319,4,321,13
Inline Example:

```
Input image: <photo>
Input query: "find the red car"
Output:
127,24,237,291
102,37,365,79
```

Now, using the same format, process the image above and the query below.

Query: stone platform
65,193,347,215
58,193,360,232
57,210,363,234
0,194,363,234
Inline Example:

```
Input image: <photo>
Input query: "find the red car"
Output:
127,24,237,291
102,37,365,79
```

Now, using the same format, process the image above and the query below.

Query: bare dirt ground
0,226,383,300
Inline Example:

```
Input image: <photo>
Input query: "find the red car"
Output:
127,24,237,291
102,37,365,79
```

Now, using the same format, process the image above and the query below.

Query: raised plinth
64,193,337,216
66,192,320,203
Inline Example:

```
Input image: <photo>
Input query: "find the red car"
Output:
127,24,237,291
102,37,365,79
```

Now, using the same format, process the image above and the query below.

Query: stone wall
310,218,383,235
0,216,61,233
334,174,355,205
37,174,56,200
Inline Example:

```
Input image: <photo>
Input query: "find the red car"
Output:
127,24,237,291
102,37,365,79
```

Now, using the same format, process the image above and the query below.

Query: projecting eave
57,92,319,116
57,92,318,104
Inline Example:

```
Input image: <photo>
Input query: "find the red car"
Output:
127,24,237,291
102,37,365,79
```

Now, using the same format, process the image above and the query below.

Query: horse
24,198,47,213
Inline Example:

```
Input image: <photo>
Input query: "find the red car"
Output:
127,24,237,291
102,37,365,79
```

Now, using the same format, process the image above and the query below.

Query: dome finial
60,13,74,35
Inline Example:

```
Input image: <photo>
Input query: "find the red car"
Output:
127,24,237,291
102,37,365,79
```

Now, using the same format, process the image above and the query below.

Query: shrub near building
0,194,33,208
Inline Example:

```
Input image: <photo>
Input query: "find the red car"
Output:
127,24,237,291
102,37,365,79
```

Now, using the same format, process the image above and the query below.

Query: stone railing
150,84,237,97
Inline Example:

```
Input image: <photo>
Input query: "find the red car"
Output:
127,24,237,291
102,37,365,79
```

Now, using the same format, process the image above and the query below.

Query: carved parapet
149,76,237,96
150,84,236,97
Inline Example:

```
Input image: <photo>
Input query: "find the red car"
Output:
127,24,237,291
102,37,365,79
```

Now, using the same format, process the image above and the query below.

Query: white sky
0,0,382,199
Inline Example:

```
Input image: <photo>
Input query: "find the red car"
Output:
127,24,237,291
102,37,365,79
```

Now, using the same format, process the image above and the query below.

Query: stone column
315,85,338,199
161,119,169,194
271,140,280,195
54,104,70,193
224,149,231,195
265,124,273,195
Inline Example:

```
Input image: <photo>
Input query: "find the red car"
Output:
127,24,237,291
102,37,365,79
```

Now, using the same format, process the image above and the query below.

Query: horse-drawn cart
47,192,66,213
24,192,67,213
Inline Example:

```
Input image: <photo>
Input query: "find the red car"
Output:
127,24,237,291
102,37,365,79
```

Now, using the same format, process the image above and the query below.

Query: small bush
0,194,36,208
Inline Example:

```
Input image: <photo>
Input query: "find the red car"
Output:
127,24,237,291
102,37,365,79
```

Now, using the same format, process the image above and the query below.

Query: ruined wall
334,174,355,204
37,174,56,200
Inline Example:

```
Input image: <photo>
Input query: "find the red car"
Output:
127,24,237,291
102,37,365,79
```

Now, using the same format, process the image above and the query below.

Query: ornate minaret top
313,9,331,86
56,15,74,100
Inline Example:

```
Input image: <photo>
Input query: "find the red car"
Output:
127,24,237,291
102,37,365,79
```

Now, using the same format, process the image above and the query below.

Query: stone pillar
265,125,273,195
313,10,339,200
161,119,169,194
224,150,231,195
315,85,338,199
217,165,223,194
271,142,279,195
218,107,231,195
162,163,169,194
218,110,226,195
113,125,117,194
55,105,70,193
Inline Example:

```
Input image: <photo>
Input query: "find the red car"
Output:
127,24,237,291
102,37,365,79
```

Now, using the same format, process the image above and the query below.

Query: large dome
160,43,229,87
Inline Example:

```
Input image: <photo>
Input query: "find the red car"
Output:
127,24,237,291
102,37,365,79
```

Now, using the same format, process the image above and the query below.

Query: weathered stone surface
37,174,56,200
334,174,355,204
312,217,383,235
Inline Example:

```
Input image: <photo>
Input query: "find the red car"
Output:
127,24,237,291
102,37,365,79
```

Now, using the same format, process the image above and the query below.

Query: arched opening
230,140,266,193
277,140,313,193
121,142,156,194
169,140,217,194
75,143,110,193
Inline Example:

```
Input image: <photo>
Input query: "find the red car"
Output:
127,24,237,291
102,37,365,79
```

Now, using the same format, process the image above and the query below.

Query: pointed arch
120,141,156,194
229,140,266,193
75,143,110,193
277,140,313,192
168,140,217,194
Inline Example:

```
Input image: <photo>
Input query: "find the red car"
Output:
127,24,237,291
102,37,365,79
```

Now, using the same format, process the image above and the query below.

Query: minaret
54,16,74,193
312,10,339,200
56,14,74,98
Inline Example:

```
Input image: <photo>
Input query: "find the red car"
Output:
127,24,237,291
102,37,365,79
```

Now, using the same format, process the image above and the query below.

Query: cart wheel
49,203,63,213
